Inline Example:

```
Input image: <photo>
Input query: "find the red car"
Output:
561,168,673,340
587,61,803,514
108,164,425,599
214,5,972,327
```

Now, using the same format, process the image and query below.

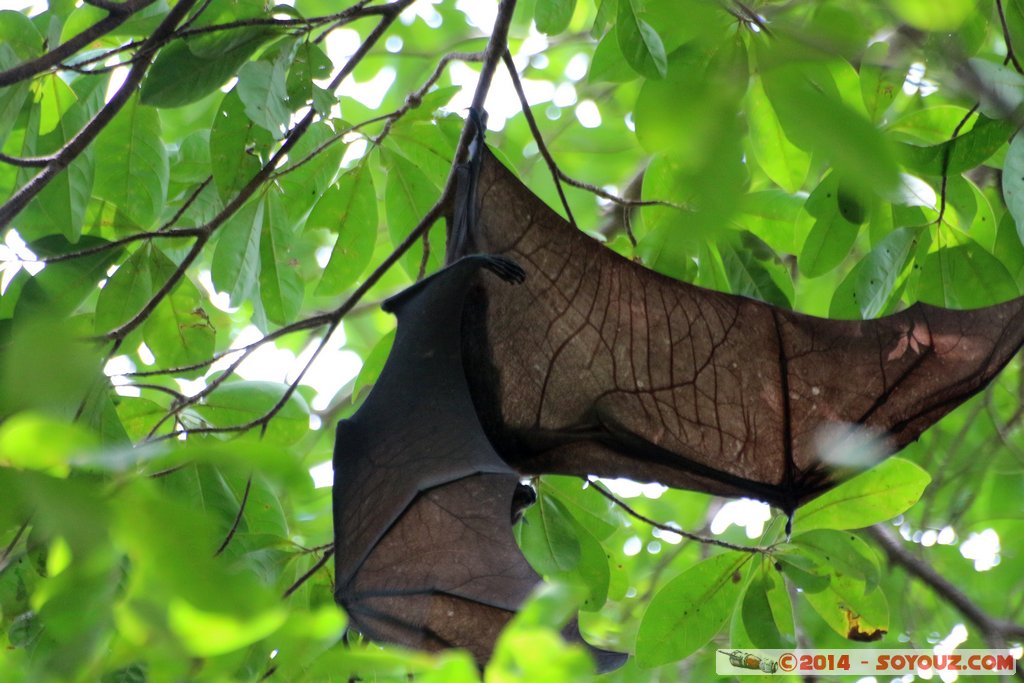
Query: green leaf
794,457,930,532
519,492,582,575
761,57,900,193
277,120,345,227
286,40,333,109
1003,129,1024,244
15,101,93,242
0,411,97,474
791,530,880,587
719,235,792,308
588,26,639,83
616,0,667,78
540,478,618,541
0,315,103,424
0,10,44,60
798,176,861,278
95,244,155,334
384,150,444,278
236,58,291,139
740,564,790,648
829,227,917,319
142,247,216,377
535,0,576,34
918,238,1019,308
899,115,1015,176
195,381,310,447
141,27,276,108
801,572,888,641
746,77,810,192
636,551,751,668
93,98,169,228
210,90,274,201
211,198,263,306
14,235,121,320
969,58,1024,119
314,163,378,296
258,192,303,325
168,600,286,657
32,73,77,136
886,0,977,31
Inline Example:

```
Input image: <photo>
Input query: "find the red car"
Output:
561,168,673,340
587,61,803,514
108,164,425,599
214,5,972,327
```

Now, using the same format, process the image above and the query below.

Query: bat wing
455,148,1024,513
333,254,625,669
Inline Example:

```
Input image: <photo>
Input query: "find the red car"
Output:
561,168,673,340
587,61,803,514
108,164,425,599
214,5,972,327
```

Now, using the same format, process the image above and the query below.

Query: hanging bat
332,252,626,671
333,114,1024,669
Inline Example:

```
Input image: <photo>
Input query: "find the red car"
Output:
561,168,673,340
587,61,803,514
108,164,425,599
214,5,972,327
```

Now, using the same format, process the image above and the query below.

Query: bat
333,113,1024,668
332,253,626,671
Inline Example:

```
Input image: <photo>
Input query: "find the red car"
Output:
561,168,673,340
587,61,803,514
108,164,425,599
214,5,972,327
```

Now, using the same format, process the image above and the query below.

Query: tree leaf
314,163,378,296
801,572,888,641
15,101,92,242
616,0,667,78
140,27,276,108
886,0,979,32
798,177,861,278
277,121,345,227
142,247,216,377
1003,129,1024,244
899,115,1014,176
829,227,917,319
211,198,263,306
210,90,274,202
761,57,900,193
383,150,444,278
635,551,751,668
519,492,582,575
918,238,1019,308
93,98,169,228
793,458,930,532
194,381,310,447
236,58,291,139
95,244,155,334
746,77,810,193
258,192,303,325
535,0,576,34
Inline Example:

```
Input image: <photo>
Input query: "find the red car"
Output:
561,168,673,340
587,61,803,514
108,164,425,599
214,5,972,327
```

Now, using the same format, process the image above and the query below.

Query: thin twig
997,0,1024,74
502,50,578,227
37,228,204,264
587,480,766,554
0,0,199,227
0,0,156,86
0,517,31,570
102,2,413,345
0,152,54,168
283,548,335,598
214,475,252,557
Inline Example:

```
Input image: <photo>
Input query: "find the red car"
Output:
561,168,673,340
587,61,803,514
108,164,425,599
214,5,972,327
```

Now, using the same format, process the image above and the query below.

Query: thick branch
868,525,1024,642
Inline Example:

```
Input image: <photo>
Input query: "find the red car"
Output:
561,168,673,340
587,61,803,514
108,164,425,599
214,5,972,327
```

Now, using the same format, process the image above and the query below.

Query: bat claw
482,255,526,284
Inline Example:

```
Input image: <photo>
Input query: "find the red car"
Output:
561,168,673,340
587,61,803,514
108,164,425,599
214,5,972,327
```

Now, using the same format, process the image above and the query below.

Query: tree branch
0,0,156,87
587,480,767,554
0,0,199,227
145,0,520,443
867,524,1024,643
